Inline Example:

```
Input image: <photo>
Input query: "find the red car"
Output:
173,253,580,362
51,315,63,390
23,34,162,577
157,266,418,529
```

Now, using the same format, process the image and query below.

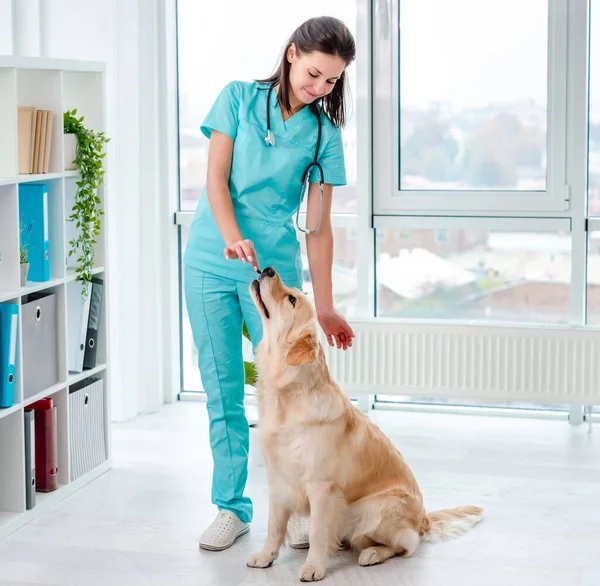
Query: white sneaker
288,514,310,549
199,510,250,551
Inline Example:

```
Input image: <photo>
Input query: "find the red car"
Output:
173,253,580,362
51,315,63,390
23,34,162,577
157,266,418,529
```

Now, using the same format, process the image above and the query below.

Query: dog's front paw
299,562,325,582
246,551,275,569
359,547,384,566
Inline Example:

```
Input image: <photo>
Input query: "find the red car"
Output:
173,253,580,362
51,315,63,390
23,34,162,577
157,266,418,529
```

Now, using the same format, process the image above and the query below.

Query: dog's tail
420,506,483,543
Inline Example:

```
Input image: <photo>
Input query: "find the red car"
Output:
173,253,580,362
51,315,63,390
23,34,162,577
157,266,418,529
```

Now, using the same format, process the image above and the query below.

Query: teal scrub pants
184,265,263,524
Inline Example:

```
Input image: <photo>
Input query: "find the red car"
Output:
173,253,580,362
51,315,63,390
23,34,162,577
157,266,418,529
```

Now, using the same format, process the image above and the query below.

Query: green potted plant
19,219,33,286
63,109,110,299
243,321,258,386
242,291,307,387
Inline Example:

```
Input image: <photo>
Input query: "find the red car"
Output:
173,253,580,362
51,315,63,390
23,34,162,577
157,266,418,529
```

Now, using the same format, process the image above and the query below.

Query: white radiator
320,319,600,406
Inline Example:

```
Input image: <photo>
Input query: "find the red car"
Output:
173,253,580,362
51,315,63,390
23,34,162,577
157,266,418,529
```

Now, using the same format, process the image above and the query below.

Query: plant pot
20,262,29,286
64,133,78,170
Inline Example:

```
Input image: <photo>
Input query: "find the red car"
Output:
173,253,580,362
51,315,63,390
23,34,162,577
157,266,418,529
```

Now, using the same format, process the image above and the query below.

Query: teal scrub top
183,80,347,286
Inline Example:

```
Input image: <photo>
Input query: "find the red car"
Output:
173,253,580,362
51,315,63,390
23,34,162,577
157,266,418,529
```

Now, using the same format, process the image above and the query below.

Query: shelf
20,276,64,297
0,56,110,543
35,485,68,506
35,483,68,507
65,267,105,282
68,363,107,386
19,170,80,183
0,402,23,421
1,363,106,418
0,171,80,185
0,459,111,541
0,291,19,303
0,369,109,419
0,56,105,73
0,267,105,303
22,381,66,409
1,382,69,420
0,512,19,534
0,410,25,516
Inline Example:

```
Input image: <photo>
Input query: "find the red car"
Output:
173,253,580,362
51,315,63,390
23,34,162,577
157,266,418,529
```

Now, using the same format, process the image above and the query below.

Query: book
36,110,48,174
42,110,54,174
32,110,43,174
18,108,54,174
17,106,36,174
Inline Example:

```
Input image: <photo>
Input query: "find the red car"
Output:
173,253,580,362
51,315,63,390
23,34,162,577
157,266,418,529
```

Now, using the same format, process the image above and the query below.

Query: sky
177,0,357,120
177,0,600,112
176,0,600,135
399,0,548,108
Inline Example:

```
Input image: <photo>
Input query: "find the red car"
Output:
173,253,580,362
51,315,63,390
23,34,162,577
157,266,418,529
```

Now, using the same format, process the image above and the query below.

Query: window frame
588,218,600,231
373,0,569,215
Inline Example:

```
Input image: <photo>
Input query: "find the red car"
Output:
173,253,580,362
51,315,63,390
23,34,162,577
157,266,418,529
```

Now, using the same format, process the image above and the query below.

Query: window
589,0,600,217
176,0,358,214
589,225,600,324
375,224,572,323
399,0,548,192
587,3,600,324
175,0,592,424
374,0,567,214
297,224,358,317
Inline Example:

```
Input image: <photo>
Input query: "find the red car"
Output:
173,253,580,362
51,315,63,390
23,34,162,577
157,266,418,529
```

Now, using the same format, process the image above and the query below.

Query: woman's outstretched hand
224,238,259,271
317,307,354,350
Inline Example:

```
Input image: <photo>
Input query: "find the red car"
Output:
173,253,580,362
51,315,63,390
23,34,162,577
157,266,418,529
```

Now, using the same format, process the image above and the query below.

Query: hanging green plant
63,109,110,299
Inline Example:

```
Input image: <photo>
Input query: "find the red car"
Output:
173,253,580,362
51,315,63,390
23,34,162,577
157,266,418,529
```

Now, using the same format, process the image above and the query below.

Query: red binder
28,397,58,492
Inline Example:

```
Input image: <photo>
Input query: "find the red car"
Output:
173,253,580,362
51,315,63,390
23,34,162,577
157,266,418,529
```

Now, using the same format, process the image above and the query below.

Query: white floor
0,402,599,586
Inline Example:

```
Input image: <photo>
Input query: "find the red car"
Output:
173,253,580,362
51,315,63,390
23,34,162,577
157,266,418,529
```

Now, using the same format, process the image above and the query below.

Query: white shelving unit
0,56,111,540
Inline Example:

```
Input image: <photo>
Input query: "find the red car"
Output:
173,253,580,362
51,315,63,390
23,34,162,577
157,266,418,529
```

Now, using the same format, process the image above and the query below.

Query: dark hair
257,16,356,128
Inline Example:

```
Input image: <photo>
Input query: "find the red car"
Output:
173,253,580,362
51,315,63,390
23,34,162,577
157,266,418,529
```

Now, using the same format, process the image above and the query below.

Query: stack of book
17,106,55,175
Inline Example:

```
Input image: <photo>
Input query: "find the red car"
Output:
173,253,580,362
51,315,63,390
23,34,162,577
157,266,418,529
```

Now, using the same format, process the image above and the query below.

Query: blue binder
0,304,19,408
19,183,50,282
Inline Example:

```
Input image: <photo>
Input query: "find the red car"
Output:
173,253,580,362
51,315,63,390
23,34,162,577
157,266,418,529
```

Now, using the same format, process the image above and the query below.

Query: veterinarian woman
184,16,356,551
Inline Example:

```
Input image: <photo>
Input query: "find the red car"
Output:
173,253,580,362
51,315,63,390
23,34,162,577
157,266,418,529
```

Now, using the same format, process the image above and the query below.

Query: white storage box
22,292,58,399
68,377,106,481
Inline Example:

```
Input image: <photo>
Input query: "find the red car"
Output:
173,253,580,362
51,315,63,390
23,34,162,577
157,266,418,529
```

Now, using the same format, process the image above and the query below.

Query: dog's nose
261,266,276,278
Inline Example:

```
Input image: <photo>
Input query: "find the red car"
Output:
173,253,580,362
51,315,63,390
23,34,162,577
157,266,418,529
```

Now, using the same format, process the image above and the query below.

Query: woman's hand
224,238,259,271
317,307,354,350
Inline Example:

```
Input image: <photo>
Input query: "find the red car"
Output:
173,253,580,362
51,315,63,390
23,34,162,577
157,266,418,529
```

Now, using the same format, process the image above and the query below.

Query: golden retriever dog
246,266,483,582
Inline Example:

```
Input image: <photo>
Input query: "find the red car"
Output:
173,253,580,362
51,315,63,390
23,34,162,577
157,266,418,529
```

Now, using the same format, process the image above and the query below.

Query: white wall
0,1,14,55
20,0,180,422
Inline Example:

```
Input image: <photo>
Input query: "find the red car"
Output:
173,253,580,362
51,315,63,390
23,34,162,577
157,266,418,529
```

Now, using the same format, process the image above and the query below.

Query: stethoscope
265,85,324,235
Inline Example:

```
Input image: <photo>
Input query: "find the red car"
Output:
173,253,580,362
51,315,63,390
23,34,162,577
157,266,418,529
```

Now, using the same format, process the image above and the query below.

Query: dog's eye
288,295,297,307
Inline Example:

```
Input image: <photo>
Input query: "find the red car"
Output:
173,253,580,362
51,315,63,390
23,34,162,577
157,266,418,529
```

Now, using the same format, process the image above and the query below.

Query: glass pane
375,227,571,323
176,1,357,213
399,0,548,191
588,230,600,324
297,224,358,317
589,1,600,215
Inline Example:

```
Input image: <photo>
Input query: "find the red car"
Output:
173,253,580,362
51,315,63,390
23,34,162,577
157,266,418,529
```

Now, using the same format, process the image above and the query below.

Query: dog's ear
286,331,317,366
